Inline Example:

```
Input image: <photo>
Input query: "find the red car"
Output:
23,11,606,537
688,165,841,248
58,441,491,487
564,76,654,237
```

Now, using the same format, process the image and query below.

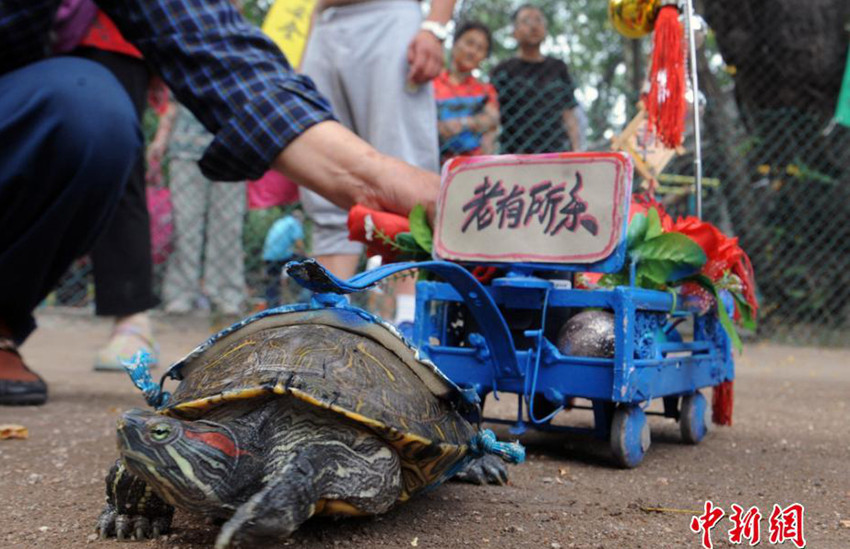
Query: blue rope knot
470,429,525,464
123,350,170,409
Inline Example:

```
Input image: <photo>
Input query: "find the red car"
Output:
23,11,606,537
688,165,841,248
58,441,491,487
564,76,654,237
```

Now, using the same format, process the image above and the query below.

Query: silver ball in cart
557,310,616,358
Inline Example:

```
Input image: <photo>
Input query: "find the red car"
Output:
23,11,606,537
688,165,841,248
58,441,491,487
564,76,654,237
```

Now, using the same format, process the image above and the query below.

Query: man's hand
407,30,444,85
273,121,440,218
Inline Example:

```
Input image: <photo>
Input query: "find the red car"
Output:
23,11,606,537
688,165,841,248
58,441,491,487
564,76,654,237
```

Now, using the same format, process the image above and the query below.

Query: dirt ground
1,310,848,549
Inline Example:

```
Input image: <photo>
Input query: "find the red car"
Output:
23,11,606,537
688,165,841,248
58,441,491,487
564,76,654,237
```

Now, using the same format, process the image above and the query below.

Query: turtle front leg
96,459,174,540
215,435,401,548
214,455,318,549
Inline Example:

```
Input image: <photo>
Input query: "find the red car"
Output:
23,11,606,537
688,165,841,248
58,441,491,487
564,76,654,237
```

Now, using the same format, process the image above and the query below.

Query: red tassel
645,4,686,148
712,380,733,426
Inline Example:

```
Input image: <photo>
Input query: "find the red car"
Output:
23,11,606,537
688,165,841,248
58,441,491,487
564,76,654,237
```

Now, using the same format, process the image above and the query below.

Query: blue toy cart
289,152,733,468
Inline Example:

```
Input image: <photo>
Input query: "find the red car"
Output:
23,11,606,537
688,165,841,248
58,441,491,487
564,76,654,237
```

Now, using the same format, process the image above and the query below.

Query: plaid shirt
0,0,335,181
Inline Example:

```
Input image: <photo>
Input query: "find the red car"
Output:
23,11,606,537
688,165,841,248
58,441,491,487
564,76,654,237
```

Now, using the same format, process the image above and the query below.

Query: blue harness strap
124,350,169,408
286,258,520,378
469,429,526,464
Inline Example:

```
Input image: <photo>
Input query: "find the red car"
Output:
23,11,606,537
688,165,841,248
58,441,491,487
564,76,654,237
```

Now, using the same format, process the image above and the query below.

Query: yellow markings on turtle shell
355,343,396,382
170,387,272,416
202,340,256,370
339,352,355,373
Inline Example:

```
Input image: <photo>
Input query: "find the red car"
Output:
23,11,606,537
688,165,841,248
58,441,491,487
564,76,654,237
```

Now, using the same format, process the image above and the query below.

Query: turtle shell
160,306,478,502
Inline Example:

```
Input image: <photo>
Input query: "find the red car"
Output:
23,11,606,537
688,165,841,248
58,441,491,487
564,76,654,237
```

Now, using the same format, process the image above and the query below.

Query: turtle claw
97,461,174,540
151,520,165,539
95,505,117,539
453,454,510,486
131,516,149,540
97,510,169,541
115,515,131,541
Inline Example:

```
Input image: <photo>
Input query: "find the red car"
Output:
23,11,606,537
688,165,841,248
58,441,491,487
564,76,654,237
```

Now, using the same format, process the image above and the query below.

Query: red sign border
434,152,631,264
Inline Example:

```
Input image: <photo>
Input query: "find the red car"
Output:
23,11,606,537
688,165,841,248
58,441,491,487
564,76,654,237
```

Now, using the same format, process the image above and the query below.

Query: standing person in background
154,101,247,317
262,210,305,308
491,4,582,154
434,20,499,164
56,4,162,371
298,0,455,334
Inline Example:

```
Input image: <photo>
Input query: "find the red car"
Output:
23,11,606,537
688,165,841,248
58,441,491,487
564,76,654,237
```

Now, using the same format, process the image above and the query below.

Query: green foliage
408,204,433,253
602,210,706,289
626,211,648,248
632,233,707,286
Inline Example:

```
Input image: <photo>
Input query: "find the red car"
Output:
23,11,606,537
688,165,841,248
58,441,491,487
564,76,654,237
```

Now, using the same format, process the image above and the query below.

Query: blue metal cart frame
287,252,734,468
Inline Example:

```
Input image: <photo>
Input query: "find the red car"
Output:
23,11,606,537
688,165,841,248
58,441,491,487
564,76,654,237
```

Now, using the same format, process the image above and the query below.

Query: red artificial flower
671,217,740,279
347,204,410,261
671,216,758,317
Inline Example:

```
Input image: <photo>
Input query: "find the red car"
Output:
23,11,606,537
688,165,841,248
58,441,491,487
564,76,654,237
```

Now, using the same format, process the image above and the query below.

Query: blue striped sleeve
96,0,335,181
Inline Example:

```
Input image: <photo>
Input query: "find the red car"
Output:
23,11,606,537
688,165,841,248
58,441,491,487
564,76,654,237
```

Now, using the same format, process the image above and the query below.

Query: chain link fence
46,3,850,345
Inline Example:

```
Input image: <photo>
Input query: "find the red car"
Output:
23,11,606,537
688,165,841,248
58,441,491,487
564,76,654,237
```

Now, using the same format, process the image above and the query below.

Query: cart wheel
610,405,650,468
680,391,708,444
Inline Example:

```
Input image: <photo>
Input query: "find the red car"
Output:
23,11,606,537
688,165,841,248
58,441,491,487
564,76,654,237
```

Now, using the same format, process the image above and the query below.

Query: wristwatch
420,20,449,42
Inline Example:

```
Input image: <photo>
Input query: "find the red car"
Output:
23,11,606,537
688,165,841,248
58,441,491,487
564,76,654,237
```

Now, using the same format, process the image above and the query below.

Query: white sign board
433,153,632,264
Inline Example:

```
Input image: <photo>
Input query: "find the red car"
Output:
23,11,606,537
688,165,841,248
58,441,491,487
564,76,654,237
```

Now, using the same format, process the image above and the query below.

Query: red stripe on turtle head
184,430,249,457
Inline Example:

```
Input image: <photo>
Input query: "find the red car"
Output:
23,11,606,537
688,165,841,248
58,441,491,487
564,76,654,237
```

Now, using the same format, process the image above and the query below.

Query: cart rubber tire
610,405,650,468
680,391,708,444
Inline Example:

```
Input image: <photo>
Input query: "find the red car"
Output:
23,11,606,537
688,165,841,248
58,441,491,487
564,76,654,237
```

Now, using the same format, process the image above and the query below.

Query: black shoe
0,338,48,406
0,377,48,405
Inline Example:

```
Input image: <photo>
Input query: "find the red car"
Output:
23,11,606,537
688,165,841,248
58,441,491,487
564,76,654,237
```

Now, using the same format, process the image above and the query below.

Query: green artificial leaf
598,272,629,288
645,207,664,240
626,212,648,249
408,204,433,254
731,291,758,331
633,233,707,283
636,259,686,287
692,274,743,354
395,232,424,253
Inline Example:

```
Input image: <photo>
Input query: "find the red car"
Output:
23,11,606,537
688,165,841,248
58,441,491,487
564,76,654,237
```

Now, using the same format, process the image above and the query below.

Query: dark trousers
73,48,159,317
0,57,142,343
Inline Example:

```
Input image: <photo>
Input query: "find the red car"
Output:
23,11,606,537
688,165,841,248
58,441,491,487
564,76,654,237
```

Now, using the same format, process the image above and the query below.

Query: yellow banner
261,0,317,68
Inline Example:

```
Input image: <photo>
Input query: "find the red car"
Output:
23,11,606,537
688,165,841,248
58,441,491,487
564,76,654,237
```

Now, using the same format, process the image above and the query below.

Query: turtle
95,306,523,548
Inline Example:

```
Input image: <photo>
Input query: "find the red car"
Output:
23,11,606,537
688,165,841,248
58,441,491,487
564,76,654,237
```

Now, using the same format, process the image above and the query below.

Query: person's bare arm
562,107,583,152
440,101,499,139
272,120,439,217
407,0,456,84
466,101,499,134
145,101,178,184
480,130,497,155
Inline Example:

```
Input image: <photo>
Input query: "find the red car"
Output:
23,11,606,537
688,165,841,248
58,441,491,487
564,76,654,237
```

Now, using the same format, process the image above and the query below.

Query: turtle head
116,409,249,510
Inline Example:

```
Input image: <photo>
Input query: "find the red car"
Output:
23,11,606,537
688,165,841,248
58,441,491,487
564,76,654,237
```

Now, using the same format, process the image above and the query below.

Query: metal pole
683,0,703,219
